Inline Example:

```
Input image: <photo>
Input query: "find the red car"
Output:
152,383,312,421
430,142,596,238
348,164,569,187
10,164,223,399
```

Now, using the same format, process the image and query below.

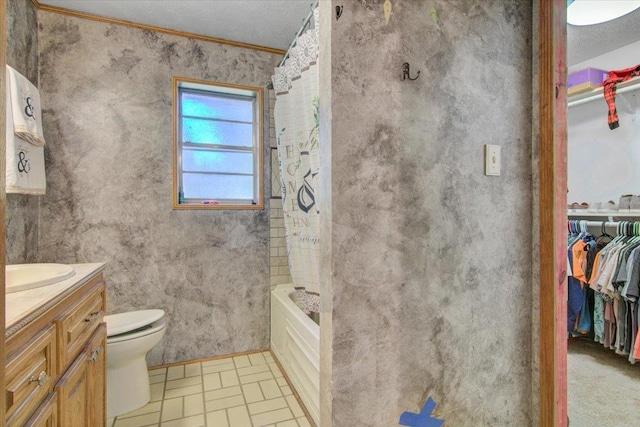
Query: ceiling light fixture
567,0,640,26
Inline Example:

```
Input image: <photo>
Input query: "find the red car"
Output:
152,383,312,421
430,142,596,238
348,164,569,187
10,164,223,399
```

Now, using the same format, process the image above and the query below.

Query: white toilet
104,309,167,417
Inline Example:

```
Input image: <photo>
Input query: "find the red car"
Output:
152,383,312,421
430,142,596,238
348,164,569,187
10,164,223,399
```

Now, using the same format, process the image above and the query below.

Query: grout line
200,362,208,427
149,349,271,371
247,363,257,427
142,353,307,427
156,369,167,427
181,397,185,423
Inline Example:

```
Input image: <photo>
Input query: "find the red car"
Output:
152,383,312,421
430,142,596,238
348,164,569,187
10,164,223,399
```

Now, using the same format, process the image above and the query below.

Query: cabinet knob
29,371,48,387
84,311,102,323
89,345,103,362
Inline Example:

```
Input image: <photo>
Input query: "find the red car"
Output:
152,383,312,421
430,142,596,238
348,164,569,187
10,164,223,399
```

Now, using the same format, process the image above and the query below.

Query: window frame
172,76,264,210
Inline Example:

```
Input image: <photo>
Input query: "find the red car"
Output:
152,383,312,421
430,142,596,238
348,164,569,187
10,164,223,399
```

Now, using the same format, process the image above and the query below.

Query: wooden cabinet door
87,324,106,427
24,392,57,427
55,352,89,427
55,283,105,373
5,326,56,427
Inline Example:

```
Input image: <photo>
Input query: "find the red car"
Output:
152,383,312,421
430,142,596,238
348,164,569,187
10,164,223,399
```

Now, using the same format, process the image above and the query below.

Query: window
173,77,263,209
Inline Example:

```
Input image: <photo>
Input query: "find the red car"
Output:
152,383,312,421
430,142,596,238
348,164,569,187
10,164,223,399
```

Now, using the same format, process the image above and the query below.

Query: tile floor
107,351,312,427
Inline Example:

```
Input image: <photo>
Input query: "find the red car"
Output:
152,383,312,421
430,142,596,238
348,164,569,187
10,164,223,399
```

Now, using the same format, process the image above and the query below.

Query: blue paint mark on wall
399,397,444,427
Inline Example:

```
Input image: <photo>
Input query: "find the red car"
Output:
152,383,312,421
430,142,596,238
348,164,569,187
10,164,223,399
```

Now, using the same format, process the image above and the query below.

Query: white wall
569,40,640,73
567,41,640,204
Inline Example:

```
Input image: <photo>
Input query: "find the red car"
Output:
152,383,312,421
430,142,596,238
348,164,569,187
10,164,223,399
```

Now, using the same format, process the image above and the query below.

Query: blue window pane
183,173,254,200
182,118,252,147
182,149,254,174
181,92,253,122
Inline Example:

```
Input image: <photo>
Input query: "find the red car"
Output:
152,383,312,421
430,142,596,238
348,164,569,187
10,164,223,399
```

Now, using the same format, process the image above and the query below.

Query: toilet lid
105,309,165,337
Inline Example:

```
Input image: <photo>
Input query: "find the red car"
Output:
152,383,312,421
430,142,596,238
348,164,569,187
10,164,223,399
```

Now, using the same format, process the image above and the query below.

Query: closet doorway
565,3,640,427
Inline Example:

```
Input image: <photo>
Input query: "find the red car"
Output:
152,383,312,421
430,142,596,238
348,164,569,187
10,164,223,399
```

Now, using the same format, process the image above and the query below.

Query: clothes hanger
621,221,637,243
577,220,591,240
596,221,613,247
582,220,590,235
627,221,639,243
568,220,582,246
629,221,640,242
621,221,630,240
608,221,626,245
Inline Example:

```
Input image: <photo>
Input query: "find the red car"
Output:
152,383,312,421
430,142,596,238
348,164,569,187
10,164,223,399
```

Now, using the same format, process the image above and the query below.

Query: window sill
172,202,264,210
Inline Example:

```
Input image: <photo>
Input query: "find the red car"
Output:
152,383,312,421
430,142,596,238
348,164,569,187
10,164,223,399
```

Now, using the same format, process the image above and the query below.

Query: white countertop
6,263,106,331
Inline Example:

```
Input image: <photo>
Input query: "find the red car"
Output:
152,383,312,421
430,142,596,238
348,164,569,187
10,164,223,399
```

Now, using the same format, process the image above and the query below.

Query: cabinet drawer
24,392,58,427
56,283,105,372
5,326,57,427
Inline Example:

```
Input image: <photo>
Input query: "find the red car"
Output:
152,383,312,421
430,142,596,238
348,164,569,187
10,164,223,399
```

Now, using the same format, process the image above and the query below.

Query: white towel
6,67,46,195
7,65,45,147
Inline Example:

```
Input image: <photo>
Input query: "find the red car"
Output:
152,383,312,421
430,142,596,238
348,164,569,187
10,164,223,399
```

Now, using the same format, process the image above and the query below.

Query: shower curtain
272,9,320,314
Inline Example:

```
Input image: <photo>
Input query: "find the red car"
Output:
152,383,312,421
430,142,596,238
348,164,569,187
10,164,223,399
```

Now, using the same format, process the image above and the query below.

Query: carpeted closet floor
568,338,640,427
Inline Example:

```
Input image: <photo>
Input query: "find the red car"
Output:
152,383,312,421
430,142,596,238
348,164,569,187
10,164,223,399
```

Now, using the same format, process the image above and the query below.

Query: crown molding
31,0,286,56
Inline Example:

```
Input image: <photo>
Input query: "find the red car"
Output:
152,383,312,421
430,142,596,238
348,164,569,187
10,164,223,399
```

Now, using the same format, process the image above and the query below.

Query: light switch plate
485,144,501,176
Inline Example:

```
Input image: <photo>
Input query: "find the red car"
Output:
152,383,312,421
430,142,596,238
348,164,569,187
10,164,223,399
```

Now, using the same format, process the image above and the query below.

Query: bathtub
271,284,319,425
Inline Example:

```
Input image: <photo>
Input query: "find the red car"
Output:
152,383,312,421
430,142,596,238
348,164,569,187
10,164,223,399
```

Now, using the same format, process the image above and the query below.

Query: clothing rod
567,80,640,108
277,1,319,68
570,220,640,228
582,221,626,227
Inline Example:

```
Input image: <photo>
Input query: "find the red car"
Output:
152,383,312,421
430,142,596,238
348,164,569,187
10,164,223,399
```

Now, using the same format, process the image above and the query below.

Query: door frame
1,0,7,425
538,0,568,426
0,2,566,426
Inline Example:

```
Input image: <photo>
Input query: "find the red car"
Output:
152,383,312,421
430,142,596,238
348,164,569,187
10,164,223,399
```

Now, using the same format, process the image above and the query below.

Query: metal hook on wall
336,5,344,20
402,63,420,81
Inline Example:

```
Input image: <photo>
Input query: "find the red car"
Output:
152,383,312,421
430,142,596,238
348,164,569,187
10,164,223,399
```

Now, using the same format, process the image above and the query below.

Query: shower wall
36,11,280,365
269,90,292,288
322,0,534,425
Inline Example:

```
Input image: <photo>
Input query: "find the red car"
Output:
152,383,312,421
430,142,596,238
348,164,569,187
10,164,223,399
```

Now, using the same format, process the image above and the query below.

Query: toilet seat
105,309,165,338
107,318,166,344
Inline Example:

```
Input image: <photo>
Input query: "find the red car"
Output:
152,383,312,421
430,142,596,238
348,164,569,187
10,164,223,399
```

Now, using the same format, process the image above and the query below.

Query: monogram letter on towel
6,65,46,195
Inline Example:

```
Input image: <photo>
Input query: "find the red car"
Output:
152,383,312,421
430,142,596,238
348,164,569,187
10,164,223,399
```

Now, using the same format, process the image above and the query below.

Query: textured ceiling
36,1,640,64
36,0,314,51
568,6,640,66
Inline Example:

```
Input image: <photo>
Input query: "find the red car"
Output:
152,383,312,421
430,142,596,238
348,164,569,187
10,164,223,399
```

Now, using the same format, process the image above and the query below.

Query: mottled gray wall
530,0,540,424
6,0,36,81
37,12,279,365
325,1,533,425
6,0,39,264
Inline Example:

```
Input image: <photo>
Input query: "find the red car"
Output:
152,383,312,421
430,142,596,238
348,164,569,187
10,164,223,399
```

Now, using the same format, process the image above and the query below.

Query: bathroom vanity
4,263,106,427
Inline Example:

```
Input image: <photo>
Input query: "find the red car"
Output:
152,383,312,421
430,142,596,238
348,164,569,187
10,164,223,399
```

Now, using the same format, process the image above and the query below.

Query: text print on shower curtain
272,8,320,314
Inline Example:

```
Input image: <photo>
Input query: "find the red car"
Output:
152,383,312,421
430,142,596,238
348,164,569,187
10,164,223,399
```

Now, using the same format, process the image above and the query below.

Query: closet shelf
567,76,640,108
567,210,640,218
